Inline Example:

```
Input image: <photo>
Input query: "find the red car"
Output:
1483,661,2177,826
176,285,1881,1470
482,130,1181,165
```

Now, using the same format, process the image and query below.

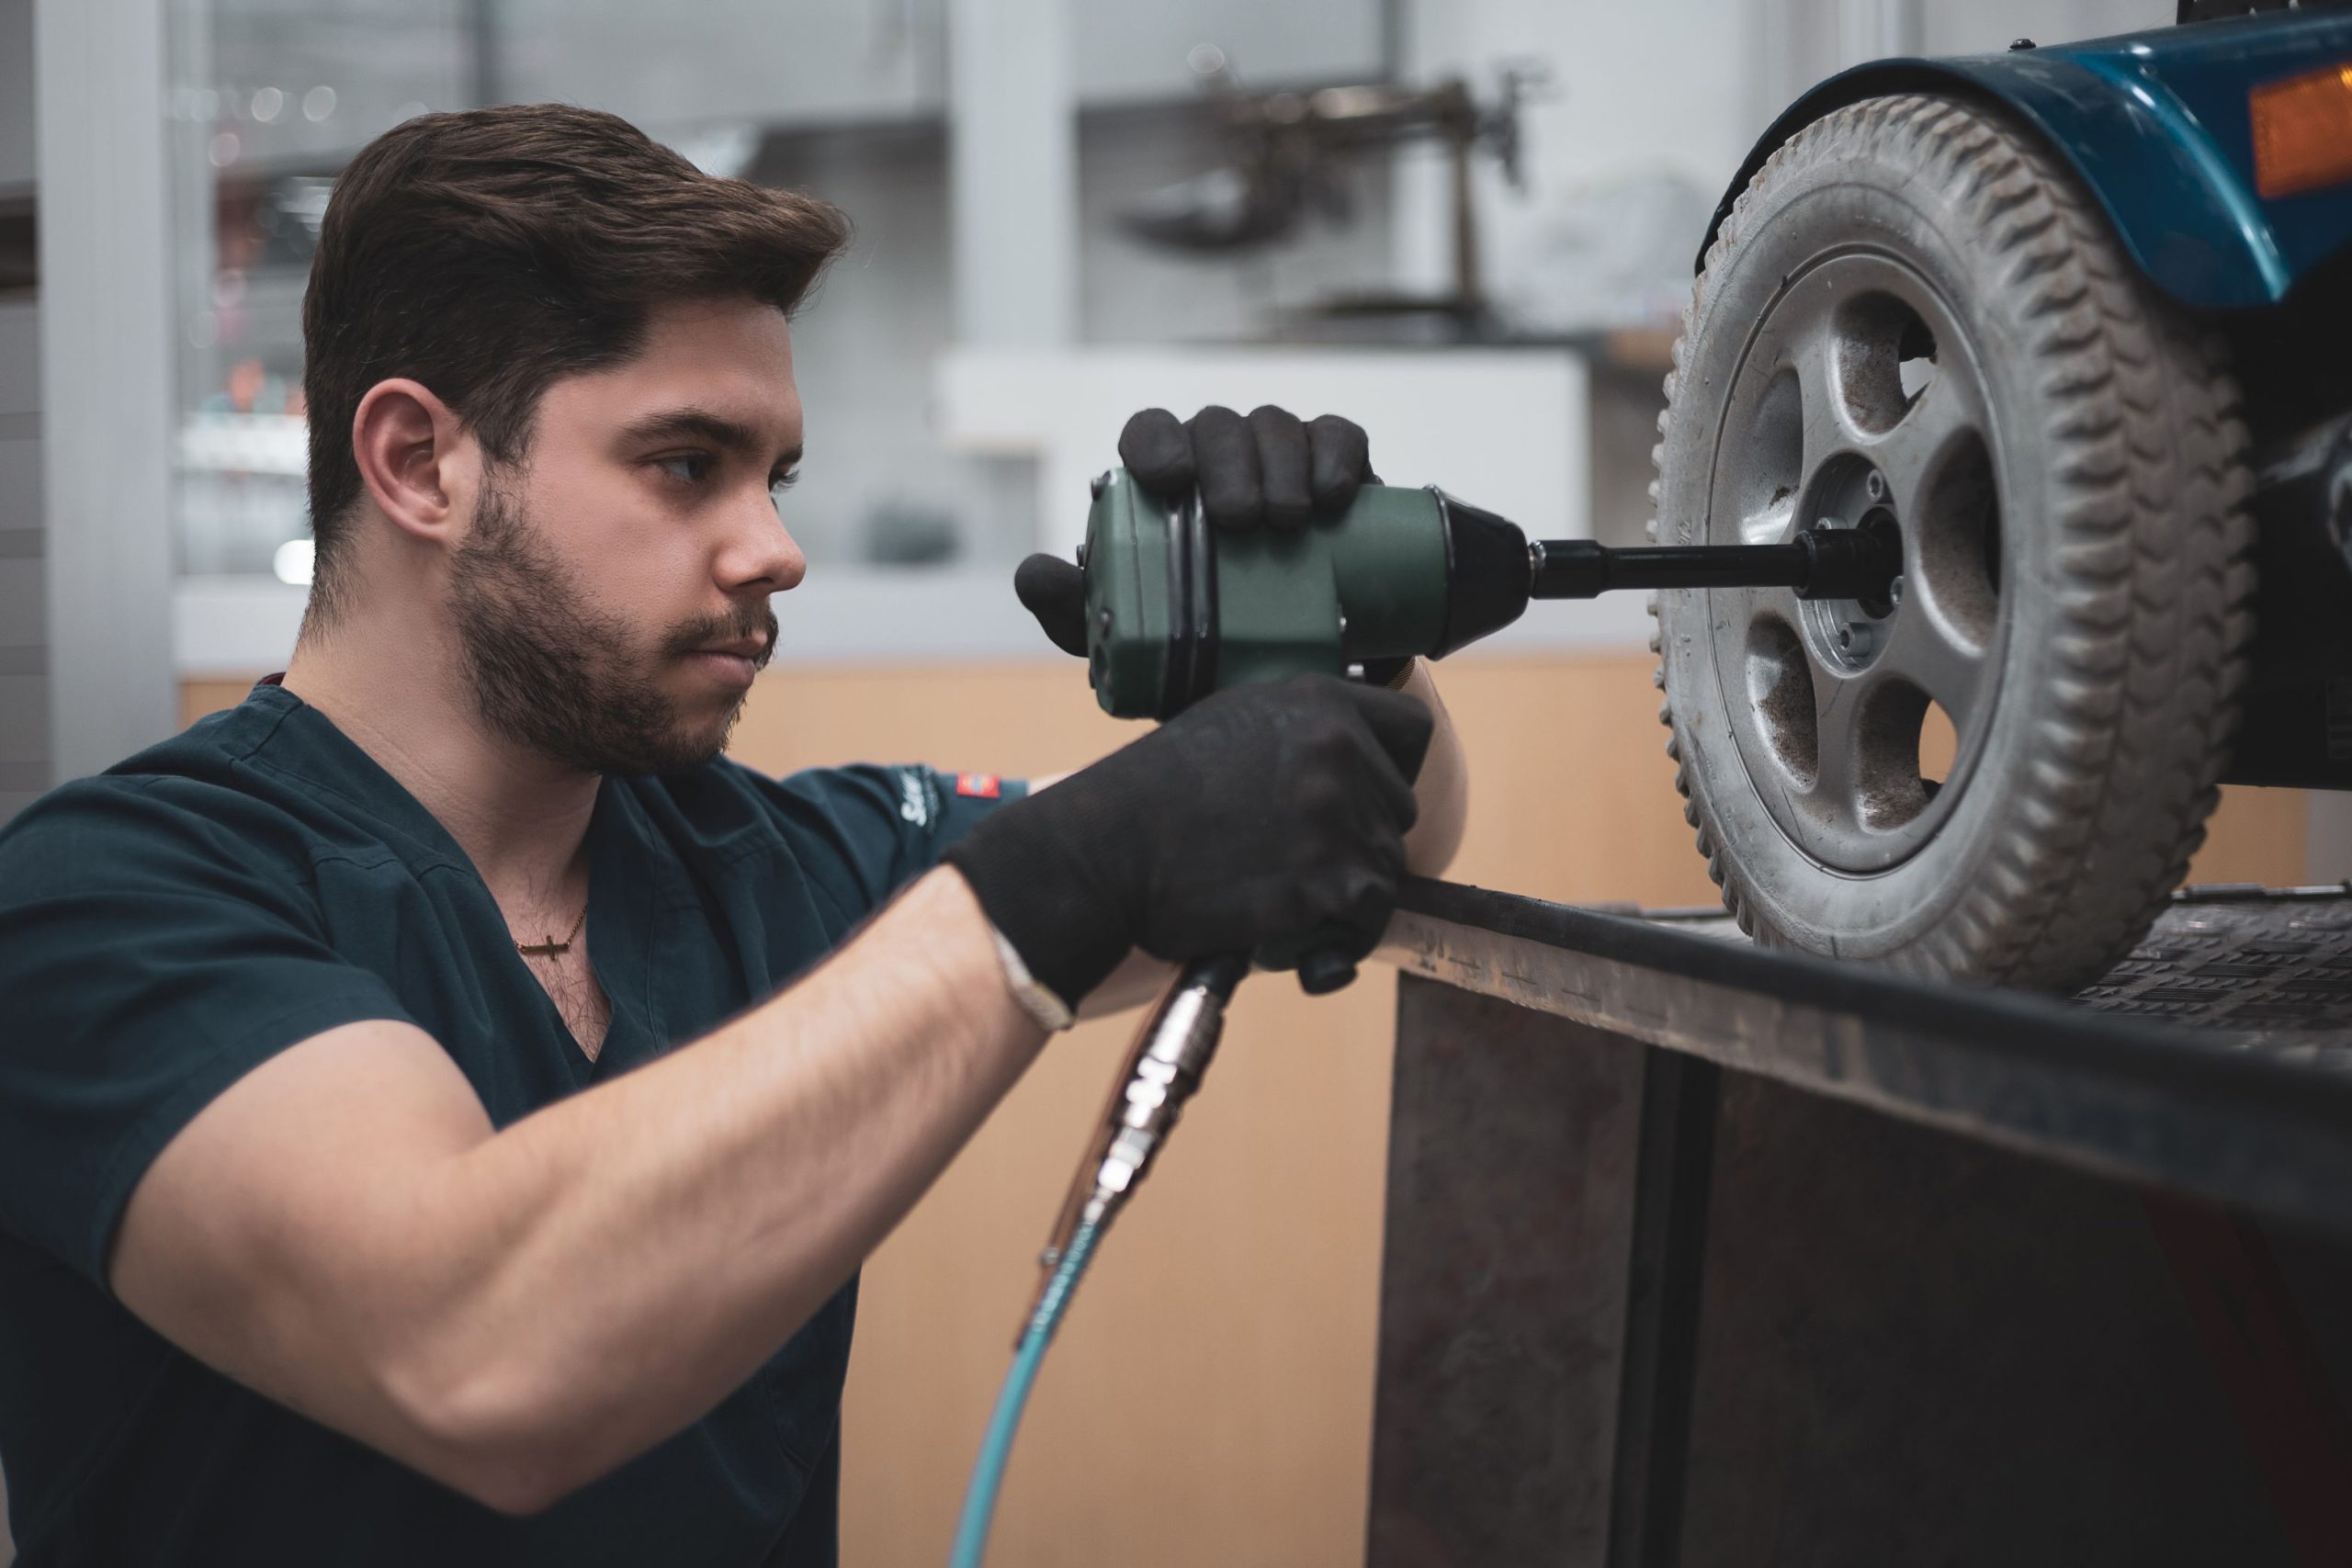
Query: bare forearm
1396,660,1465,877
395,866,1040,1505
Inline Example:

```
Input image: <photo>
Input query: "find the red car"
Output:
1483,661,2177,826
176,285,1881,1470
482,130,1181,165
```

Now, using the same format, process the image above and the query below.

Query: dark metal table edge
1377,878,2352,1237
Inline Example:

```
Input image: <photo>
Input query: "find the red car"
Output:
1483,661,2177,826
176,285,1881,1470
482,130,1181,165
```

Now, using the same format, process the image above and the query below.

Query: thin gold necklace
516,902,589,959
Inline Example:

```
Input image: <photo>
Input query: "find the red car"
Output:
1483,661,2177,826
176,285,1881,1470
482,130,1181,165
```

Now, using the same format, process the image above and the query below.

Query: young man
0,104,1464,1562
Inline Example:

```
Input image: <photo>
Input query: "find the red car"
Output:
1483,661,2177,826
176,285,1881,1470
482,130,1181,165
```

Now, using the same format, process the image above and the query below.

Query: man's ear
350,378,473,546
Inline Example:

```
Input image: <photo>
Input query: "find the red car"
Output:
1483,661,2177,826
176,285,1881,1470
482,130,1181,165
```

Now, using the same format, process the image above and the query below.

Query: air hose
945,1217,1101,1568
944,953,1251,1568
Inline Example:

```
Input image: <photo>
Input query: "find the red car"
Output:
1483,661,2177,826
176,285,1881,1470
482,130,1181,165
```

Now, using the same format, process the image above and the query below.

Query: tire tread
1652,93,2257,990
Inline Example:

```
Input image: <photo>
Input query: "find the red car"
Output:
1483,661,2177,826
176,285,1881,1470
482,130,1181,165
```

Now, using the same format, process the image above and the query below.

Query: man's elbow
380,1348,600,1516
457,1458,574,1518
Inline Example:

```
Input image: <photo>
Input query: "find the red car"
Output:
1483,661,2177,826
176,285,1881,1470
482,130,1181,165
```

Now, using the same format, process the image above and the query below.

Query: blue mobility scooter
1652,2,2352,988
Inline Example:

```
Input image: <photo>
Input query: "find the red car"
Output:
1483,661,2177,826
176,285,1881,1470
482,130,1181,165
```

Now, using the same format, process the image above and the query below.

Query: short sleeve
0,780,415,1286
767,764,1028,917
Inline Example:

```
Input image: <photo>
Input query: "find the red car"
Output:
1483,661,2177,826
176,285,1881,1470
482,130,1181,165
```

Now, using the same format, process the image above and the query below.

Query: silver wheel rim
1702,249,2007,874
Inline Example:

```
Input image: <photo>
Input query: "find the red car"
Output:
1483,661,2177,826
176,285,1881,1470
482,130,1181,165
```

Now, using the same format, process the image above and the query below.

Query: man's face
448,298,807,776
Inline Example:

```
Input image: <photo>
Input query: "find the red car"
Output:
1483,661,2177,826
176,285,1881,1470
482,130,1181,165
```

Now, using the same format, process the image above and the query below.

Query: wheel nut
1889,575,1905,606
1865,471,1887,501
1837,627,1853,649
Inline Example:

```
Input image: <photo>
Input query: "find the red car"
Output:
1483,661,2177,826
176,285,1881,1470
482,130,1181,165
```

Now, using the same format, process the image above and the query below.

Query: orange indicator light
2250,62,2352,199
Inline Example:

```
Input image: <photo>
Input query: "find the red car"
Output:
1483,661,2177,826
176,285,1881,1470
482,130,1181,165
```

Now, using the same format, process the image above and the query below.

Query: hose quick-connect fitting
1027,952,1250,1328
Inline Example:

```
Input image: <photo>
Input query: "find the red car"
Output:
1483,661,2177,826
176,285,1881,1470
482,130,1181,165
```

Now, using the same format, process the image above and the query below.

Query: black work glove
943,673,1432,1012
1013,405,1379,660
1120,404,1375,533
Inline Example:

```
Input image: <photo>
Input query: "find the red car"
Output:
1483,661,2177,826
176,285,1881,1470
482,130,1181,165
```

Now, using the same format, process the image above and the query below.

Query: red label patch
955,773,1001,799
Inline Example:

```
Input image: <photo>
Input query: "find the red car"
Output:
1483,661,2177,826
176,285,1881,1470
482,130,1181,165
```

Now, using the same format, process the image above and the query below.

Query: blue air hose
945,1217,1103,1568
944,950,1247,1568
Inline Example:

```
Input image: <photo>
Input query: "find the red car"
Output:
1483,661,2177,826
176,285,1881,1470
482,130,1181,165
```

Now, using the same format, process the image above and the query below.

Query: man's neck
280,613,598,908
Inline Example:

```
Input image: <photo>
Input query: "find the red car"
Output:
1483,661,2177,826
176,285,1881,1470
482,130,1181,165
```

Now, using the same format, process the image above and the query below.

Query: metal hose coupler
1024,953,1251,1333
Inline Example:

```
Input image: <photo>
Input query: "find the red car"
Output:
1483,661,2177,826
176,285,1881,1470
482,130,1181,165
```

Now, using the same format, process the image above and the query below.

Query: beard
448,478,778,777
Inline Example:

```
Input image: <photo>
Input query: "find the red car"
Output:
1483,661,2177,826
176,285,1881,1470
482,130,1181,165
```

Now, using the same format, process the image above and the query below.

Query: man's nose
718,490,808,595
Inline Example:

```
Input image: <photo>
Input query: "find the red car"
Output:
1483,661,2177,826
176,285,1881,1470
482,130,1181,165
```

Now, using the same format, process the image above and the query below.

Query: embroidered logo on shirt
956,773,1001,799
897,768,935,827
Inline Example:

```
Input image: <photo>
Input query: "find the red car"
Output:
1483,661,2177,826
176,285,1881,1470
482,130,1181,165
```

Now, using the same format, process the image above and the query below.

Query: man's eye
770,470,801,499
656,454,715,485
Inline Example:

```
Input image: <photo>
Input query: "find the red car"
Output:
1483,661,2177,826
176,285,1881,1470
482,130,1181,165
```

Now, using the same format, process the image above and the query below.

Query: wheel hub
1702,250,2007,875
1800,475,1904,672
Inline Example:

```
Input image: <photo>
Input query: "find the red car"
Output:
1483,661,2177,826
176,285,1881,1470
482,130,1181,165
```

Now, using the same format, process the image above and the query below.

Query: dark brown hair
300,103,849,616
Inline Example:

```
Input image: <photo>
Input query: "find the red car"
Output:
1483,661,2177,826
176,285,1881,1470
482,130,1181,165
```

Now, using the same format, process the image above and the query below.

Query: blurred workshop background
4,1,2344,1563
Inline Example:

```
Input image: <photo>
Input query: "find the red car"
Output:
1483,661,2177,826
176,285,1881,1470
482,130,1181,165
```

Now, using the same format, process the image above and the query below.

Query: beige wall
182,660,2309,1566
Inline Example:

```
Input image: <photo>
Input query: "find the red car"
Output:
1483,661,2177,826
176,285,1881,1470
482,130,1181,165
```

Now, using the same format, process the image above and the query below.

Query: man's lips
684,641,767,686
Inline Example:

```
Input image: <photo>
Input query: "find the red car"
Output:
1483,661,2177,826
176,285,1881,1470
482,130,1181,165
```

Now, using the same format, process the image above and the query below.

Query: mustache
662,603,781,669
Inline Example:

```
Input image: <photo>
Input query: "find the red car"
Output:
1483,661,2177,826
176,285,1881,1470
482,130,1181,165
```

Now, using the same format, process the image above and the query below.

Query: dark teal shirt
0,681,1022,1564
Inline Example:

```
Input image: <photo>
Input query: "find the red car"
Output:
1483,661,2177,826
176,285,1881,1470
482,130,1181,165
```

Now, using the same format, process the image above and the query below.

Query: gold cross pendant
515,901,588,960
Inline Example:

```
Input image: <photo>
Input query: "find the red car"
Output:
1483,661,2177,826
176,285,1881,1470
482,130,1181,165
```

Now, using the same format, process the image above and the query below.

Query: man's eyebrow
620,407,801,467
